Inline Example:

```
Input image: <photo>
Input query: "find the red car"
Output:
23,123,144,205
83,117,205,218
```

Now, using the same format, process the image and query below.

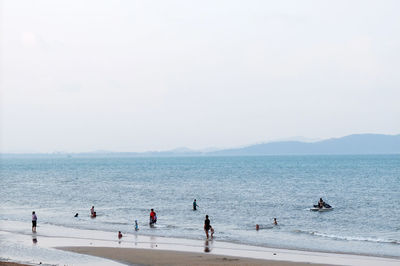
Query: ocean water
1,155,399,258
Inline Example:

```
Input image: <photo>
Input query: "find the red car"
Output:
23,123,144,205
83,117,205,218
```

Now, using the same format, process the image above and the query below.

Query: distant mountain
209,134,400,155
2,134,399,157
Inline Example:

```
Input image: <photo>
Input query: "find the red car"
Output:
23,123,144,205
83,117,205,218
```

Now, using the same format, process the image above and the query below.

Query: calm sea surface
1,155,399,257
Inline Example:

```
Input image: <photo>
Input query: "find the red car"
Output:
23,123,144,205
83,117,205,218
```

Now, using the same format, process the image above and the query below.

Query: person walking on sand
204,215,212,238
32,211,37,232
193,199,198,211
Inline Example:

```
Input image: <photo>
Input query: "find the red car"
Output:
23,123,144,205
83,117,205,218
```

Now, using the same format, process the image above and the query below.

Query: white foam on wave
294,229,400,245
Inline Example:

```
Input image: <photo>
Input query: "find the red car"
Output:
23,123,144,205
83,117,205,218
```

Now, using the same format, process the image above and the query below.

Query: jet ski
310,202,333,212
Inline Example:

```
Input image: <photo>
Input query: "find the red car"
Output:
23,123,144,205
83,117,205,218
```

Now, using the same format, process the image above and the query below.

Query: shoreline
125,231,400,261
1,220,399,266
2,219,399,260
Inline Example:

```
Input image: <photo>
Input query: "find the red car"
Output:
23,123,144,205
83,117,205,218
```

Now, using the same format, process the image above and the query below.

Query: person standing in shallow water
204,215,212,238
135,220,139,231
149,209,157,225
32,211,37,232
193,199,198,210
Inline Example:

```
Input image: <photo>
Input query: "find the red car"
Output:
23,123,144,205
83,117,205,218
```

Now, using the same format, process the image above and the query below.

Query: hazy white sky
1,0,399,153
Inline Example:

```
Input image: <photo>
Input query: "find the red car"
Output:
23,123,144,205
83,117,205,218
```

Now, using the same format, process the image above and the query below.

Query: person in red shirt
90,206,96,217
149,209,157,225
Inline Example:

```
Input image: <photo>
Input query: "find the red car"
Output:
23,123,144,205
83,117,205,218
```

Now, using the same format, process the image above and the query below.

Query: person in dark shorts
32,211,37,232
149,209,157,225
204,215,211,238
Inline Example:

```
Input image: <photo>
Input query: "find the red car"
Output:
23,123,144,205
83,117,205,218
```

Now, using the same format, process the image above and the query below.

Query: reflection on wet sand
32,235,37,244
150,235,157,248
204,239,212,253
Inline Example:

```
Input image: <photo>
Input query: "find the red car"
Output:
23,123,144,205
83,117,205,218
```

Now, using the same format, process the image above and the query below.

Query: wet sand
0,262,30,266
2,220,399,266
60,246,330,266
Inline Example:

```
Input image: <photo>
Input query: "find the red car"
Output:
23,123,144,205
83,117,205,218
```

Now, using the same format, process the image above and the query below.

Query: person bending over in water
74,213,79,217
204,215,213,238
118,231,123,239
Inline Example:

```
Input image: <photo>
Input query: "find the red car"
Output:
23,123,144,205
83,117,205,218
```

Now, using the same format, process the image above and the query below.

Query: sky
1,0,399,153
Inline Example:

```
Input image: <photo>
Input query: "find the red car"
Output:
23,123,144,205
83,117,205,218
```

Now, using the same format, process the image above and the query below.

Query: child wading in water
135,220,139,231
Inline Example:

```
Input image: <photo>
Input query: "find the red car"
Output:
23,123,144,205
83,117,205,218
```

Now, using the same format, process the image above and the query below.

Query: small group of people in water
316,198,331,209
33,198,329,239
193,199,213,238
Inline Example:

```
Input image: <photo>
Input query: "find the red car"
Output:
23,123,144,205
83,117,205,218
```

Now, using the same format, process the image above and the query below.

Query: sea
0,154,399,259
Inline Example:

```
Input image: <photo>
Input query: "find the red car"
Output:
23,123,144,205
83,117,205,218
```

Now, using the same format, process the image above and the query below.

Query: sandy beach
0,263,30,266
60,246,331,266
1,220,399,266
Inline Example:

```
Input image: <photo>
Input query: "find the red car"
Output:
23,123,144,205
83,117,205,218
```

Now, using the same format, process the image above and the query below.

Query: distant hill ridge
210,134,400,155
2,134,399,156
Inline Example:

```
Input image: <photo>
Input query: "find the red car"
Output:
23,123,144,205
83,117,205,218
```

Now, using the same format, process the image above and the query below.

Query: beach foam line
1,220,399,266
294,229,400,245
